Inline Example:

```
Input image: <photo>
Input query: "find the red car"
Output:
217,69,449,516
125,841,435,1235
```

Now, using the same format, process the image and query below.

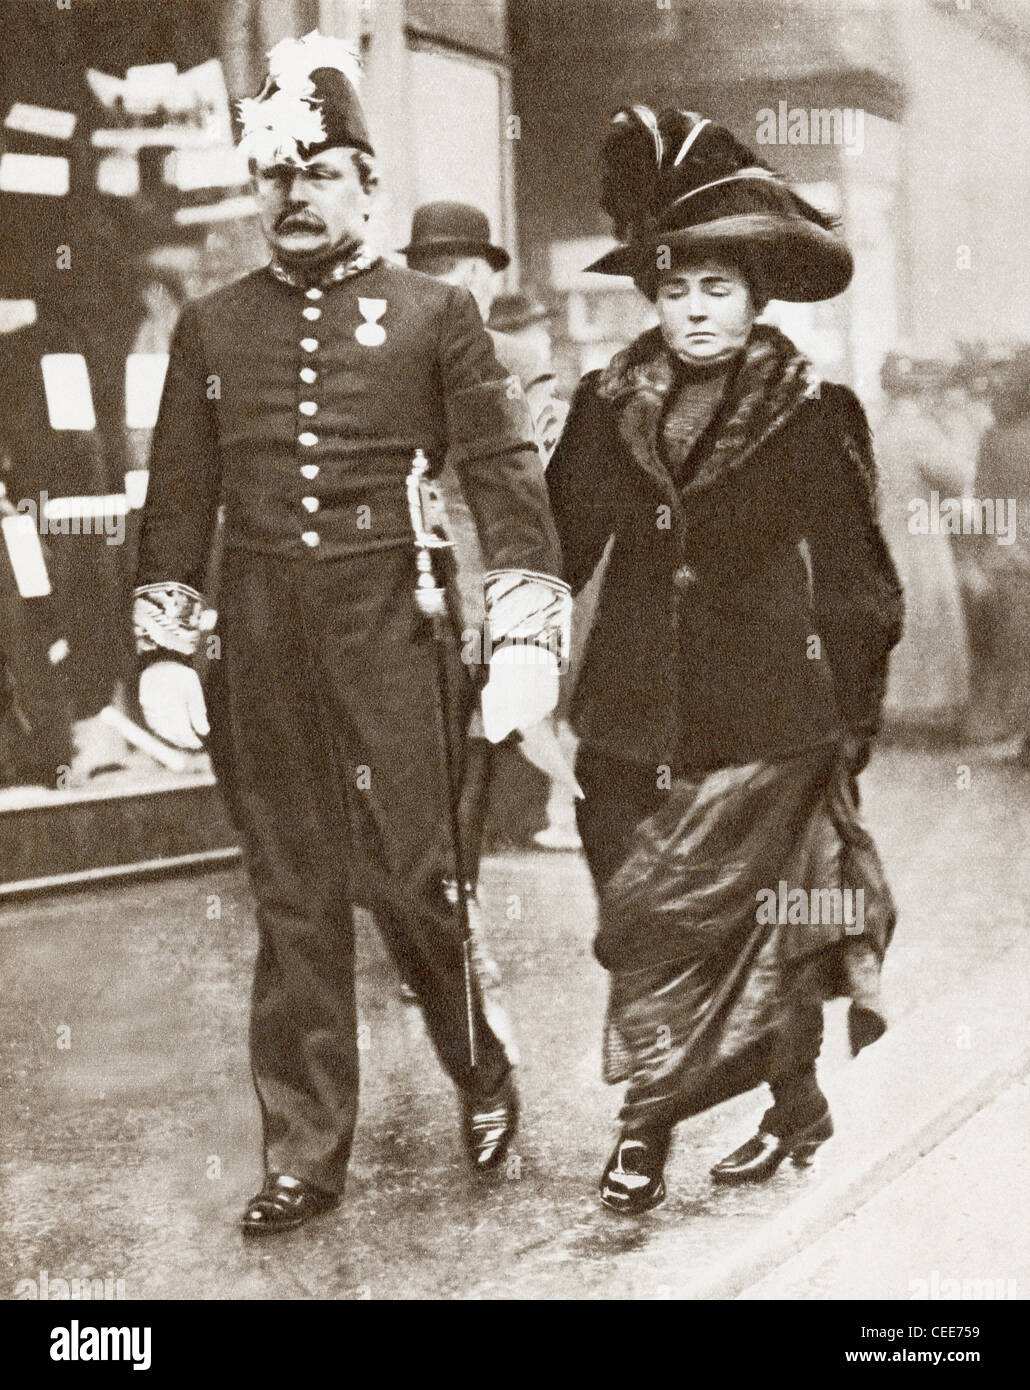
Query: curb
650,942,1030,1299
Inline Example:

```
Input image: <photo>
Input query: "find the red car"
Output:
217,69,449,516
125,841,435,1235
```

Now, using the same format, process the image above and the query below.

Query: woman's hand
842,731,872,775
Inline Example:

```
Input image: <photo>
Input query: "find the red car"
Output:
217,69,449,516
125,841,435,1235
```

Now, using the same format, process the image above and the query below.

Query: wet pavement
740,1074,1030,1301
2,744,1029,1300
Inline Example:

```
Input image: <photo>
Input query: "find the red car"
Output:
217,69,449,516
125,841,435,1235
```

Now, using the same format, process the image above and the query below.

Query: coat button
300,463,319,480
305,287,323,300
298,400,318,416
298,431,319,447
301,530,320,547
300,337,319,353
299,366,317,383
302,306,321,321
302,496,319,513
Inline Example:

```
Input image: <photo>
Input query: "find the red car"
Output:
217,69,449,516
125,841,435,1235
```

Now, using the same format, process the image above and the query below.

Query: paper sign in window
41,354,96,430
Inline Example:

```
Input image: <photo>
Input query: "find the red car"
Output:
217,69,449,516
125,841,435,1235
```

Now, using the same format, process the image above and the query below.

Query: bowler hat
488,291,550,333
586,106,852,303
401,202,510,272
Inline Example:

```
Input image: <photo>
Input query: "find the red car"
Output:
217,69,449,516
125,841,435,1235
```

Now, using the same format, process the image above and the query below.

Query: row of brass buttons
299,286,323,547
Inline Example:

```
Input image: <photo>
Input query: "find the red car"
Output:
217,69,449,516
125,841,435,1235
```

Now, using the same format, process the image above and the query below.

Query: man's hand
480,645,559,743
139,660,209,750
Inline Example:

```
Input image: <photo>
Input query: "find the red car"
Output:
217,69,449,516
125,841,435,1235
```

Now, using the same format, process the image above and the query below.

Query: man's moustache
277,213,326,232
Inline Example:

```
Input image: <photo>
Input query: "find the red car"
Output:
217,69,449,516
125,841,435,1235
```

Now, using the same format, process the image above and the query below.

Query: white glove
480,644,560,743
138,660,209,750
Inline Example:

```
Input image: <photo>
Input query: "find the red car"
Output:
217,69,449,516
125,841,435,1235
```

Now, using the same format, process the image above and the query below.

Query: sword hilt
407,448,451,616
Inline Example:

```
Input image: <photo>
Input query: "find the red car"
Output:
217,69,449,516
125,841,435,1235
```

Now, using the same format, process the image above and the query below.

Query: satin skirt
582,742,896,1131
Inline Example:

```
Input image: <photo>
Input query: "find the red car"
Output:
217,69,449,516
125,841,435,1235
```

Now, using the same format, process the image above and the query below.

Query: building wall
892,0,1030,354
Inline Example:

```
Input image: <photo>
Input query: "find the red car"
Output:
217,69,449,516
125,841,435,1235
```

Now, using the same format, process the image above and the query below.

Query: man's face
253,147,371,259
655,256,755,362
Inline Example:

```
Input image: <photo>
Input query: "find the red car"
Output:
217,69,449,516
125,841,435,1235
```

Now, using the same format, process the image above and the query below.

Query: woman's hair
638,244,770,314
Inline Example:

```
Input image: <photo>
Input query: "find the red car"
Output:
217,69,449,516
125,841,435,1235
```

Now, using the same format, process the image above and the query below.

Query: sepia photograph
0,0,1027,1350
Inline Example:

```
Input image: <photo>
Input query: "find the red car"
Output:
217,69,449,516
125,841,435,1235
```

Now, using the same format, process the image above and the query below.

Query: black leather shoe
599,1129,670,1214
710,1109,833,1186
462,1070,519,1171
240,1175,339,1237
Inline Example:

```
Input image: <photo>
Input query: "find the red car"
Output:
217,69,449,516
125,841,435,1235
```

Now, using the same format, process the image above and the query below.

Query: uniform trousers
206,544,508,1193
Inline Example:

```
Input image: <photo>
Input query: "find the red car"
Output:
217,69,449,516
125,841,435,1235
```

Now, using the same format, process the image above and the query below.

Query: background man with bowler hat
401,202,564,456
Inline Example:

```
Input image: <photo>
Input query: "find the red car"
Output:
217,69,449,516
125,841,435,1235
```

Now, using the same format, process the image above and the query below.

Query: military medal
355,297,386,346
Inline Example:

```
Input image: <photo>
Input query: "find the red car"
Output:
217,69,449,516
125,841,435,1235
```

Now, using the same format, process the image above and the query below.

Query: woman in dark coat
546,108,905,1213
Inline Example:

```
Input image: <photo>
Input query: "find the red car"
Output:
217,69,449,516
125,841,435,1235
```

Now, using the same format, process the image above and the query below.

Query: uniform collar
267,241,379,291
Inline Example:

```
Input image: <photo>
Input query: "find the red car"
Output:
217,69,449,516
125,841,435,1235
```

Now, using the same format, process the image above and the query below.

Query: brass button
301,530,320,547
302,496,319,513
300,337,319,353
302,306,321,321
305,287,323,300
298,431,319,447
299,366,317,384
298,401,318,416
300,463,319,480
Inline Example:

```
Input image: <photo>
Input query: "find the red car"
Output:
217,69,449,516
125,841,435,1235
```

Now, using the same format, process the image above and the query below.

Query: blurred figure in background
488,289,568,458
975,348,1030,765
402,203,564,456
403,205,575,850
489,290,577,848
878,352,971,740
933,355,1002,731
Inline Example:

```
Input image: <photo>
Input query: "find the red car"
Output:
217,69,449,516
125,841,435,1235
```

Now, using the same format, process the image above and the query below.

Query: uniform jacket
135,257,560,599
546,324,904,774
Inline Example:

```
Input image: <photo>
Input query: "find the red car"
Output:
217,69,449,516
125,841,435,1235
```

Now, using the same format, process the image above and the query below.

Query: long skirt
579,740,895,1133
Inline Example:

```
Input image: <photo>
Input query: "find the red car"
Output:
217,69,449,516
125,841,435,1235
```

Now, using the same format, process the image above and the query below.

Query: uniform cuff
484,568,571,669
133,582,205,659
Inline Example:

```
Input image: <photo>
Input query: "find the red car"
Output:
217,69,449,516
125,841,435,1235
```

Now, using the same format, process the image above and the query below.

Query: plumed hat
237,30,373,165
586,106,852,303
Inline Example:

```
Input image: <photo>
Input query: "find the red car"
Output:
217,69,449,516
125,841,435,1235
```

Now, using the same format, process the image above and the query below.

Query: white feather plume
267,30,363,92
237,30,364,162
237,88,326,165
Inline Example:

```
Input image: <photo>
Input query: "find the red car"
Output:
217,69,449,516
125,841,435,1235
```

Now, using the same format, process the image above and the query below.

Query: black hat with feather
586,106,853,303
237,31,374,164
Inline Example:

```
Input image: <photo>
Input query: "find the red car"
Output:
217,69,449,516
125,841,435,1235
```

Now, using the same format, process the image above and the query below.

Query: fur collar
596,322,819,506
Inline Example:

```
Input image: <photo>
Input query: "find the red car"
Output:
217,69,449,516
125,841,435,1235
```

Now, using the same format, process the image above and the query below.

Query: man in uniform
132,32,568,1237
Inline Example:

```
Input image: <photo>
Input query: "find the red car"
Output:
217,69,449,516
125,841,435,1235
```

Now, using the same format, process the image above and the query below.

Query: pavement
1,743,1029,1301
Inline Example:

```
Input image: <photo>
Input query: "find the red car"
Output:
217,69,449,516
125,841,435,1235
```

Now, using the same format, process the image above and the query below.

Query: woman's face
655,257,756,363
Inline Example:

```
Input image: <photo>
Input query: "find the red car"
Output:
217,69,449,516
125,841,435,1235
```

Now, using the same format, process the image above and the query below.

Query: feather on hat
589,105,851,303
238,29,373,165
